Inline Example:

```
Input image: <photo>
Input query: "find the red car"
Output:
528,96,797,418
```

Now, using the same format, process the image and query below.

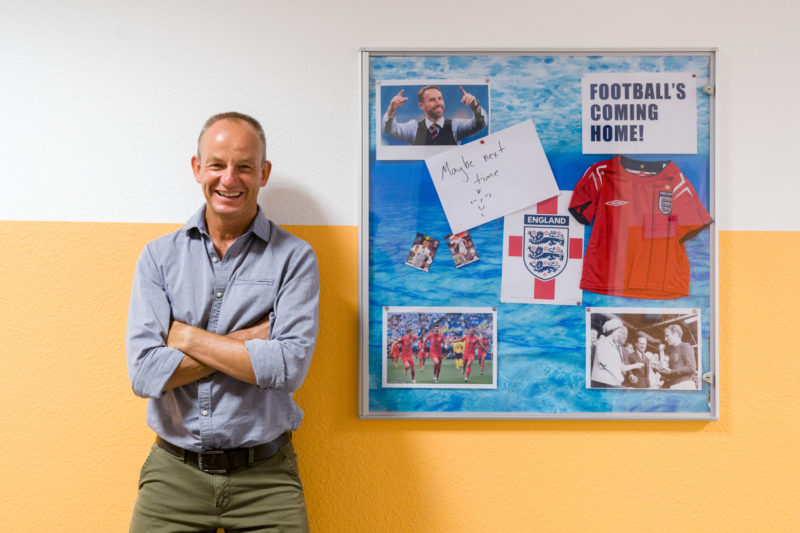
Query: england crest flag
501,191,584,305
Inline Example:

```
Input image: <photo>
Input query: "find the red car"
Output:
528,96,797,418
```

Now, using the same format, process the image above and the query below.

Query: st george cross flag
501,191,584,306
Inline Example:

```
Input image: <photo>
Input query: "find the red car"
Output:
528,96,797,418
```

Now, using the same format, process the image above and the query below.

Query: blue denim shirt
126,206,319,451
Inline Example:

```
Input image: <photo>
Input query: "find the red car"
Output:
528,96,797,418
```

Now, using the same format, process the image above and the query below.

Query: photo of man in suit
382,85,487,146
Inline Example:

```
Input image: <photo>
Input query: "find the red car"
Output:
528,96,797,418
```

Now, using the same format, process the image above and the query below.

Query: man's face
636,338,648,352
664,330,679,346
591,329,598,345
192,119,271,224
614,327,628,345
418,88,445,120
434,327,439,335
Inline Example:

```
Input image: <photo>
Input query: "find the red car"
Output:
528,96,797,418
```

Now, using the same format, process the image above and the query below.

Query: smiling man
382,85,487,145
126,112,319,531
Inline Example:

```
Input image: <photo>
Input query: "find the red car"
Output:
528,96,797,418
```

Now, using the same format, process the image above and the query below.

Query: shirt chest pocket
226,278,278,312
233,278,275,286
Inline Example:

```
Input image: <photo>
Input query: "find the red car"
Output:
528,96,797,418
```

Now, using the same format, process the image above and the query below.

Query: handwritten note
425,120,559,234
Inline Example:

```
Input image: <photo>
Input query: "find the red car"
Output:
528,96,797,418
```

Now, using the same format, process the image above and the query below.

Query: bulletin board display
359,49,717,419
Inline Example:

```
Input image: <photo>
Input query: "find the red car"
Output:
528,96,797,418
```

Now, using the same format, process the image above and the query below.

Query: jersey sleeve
672,172,713,242
569,162,605,225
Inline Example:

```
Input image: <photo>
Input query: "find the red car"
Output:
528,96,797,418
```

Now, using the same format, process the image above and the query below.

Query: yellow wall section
1,223,798,531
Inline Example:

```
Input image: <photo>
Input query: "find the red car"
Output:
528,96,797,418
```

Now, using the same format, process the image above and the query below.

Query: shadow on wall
258,175,328,226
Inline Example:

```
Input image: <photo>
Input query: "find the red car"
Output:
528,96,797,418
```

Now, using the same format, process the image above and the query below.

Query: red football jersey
569,156,712,299
399,335,417,357
425,333,445,356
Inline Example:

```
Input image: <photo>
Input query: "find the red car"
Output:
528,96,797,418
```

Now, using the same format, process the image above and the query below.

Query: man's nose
220,166,237,184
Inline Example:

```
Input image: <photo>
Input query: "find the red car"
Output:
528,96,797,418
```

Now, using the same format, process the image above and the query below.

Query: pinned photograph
383,306,497,389
405,233,440,272
376,80,491,161
445,230,479,268
586,308,702,390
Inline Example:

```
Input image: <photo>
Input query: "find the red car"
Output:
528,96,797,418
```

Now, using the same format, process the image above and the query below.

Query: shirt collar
184,205,272,243
425,117,445,128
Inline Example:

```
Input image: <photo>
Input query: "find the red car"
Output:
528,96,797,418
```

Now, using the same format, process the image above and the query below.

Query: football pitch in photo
386,358,494,386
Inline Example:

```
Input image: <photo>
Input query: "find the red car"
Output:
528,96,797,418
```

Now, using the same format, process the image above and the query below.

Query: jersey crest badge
658,190,672,215
524,215,569,281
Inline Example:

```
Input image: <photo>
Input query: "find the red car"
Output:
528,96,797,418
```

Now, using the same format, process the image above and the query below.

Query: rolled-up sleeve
246,243,320,391
126,245,185,398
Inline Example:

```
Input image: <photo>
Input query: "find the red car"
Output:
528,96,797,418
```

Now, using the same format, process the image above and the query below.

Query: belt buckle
198,450,228,474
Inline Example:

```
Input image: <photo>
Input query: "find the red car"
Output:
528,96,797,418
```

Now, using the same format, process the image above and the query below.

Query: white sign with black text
581,72,697,154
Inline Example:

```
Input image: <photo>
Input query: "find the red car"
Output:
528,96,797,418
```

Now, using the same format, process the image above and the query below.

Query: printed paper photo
405,233,440,272
383,306,497,389
376,80,490,161
445,230,479,268
586,308,702,391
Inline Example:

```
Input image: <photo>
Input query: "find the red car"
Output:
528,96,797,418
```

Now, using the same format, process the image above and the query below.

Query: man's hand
622,361,645,373
387,89,408,116
460,86,480,112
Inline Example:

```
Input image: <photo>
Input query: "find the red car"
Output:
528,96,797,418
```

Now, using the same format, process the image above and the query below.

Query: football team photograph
382,307,497,389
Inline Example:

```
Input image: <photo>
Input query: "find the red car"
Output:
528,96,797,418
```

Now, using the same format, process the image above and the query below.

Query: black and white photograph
376,79,491,161
586,308,702,390
405,233,440,272
382,306,497,389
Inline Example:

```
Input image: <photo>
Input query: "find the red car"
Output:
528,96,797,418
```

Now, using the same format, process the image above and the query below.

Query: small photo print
586,307,702,391
376,79,491,161
405,233,440,272
445,230,479,268
382,306,497,389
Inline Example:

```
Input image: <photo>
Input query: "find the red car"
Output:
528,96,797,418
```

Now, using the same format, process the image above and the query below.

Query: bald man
127,112,319,531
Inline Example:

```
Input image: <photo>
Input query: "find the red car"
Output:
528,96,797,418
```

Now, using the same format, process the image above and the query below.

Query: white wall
2,0,798,230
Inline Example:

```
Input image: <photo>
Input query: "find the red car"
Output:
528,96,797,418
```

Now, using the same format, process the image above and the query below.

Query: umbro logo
605,200,629,206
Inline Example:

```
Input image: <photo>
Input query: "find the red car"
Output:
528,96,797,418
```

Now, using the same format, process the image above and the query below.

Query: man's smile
216,191,242,198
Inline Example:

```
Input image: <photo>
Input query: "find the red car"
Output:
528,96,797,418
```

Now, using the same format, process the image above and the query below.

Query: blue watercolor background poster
362,51,716,418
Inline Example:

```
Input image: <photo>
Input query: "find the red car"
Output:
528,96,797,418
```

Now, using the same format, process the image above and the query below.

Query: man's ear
191,155,202,183
260,161,272,187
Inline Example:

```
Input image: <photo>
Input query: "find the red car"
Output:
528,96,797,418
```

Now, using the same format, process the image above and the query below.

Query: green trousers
130,441,309,532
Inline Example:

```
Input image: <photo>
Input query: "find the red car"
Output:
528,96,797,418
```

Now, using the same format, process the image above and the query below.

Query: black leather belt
156,433,290,474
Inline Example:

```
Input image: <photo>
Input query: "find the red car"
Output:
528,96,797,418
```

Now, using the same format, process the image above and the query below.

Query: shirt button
216,291,223,298
201,409,209,416
212,257,218,263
